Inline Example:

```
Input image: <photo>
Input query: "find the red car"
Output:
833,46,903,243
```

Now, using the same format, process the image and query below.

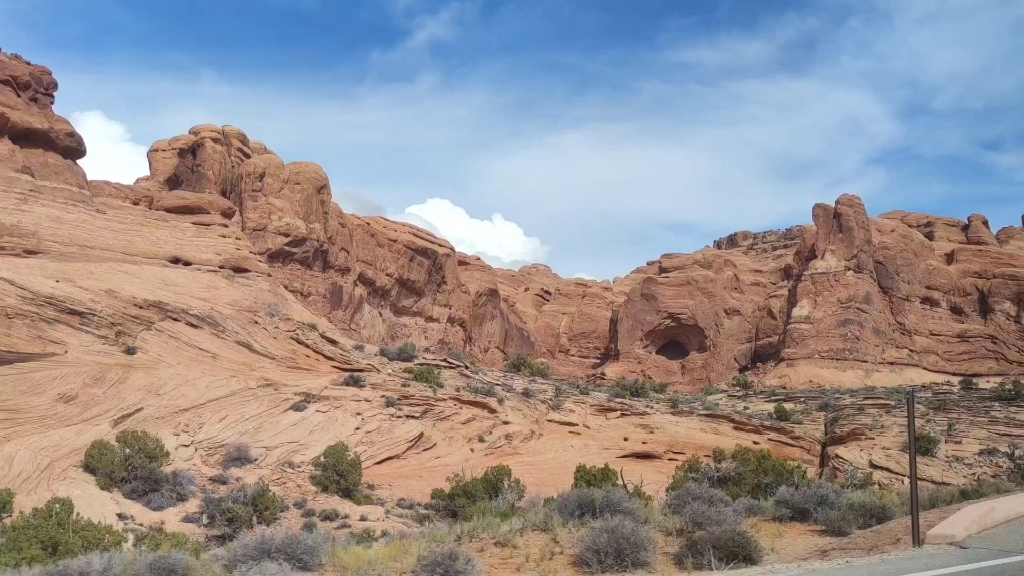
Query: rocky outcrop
5,48,1023,388
0,51,88,192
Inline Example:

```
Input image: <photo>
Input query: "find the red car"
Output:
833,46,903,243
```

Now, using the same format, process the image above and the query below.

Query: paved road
805,518,1024,576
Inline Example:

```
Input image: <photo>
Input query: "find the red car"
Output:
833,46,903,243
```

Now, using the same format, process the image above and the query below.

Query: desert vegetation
83,430,195,511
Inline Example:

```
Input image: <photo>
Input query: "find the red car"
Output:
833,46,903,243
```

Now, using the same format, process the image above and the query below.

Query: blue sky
2,0,1023,279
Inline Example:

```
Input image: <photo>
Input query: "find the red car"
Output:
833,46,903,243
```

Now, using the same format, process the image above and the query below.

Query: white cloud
394,198,549,269
68,110,149,184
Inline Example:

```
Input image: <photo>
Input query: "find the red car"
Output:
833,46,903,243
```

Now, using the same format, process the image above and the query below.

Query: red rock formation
0,51,88,191
6,49,1023,388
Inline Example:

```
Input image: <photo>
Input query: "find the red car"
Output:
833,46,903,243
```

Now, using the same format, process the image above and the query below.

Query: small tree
572,463,621,490
310,443,362,499
428,464,525,519
732,374,753,390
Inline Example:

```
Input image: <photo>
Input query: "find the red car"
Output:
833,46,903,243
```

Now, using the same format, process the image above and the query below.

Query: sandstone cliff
6,49,1024,390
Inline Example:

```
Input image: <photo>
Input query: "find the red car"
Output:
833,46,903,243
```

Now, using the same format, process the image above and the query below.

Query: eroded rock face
7,45,1023,387
0,51,88,191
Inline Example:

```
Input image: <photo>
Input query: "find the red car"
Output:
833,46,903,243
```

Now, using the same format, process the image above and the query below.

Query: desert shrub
0,488,13,518
815,395,839,412
572,463,620,490
912,431,941,457
465,382,499,398
290,402,308,412
773,402,793,422
918,477,1016,511
301,507,318,518
772,482,843,522
614,378,653,399
384,395,400,408
575,517,656,573
222,443,257,470
211,472,232,485
353,343,366,352
815,506,858,536
733,497,772,518
554,488,645,523
664,482,733,515
958,377,980,391
549,396,565,410
378,342,418,362
520,386,536,399
700,383,721,396
301,519,318,533
82,431,188,510
200,480,283,538
675,524,763,570
664,483,739,531
310,442,362,499
216,527,327,573
317,508,341,522
410,366,442,386
830,490,901,532
232,560,301,575
503,353,550,378
667,446,806,500
4,550,203,576
428,464,525,519
994,379,1024,401
0,497,127,568
411,544,482,576
132,522,204,558
342,374,367,388
292,497,308,510
732,374,753,390
123,344,138,355
396,497,418,510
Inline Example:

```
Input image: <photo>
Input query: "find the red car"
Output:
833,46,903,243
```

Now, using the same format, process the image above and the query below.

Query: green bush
83,439,126,491
667,446,806,500
0,488,13,518
958,377,980,391
131,522,204,558
773,402,793,422
0,497,127,568
310,443,362,499
378,342,418,362
200,481,283,538
572,463,620,490
913,431,941,457
410,366,442,386
503,353,550,378
428,464,525,519
772,482,842,522
82,430,189,511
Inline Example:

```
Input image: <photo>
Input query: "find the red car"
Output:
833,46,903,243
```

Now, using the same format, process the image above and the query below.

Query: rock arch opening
655,340,690,361
648,323,709,362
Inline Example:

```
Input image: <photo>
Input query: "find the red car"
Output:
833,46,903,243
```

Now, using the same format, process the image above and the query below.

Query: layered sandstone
91,120,1024,387
5,49,1024,392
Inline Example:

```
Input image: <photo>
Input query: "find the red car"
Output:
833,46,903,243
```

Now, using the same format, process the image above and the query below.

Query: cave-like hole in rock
656,340,690,361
